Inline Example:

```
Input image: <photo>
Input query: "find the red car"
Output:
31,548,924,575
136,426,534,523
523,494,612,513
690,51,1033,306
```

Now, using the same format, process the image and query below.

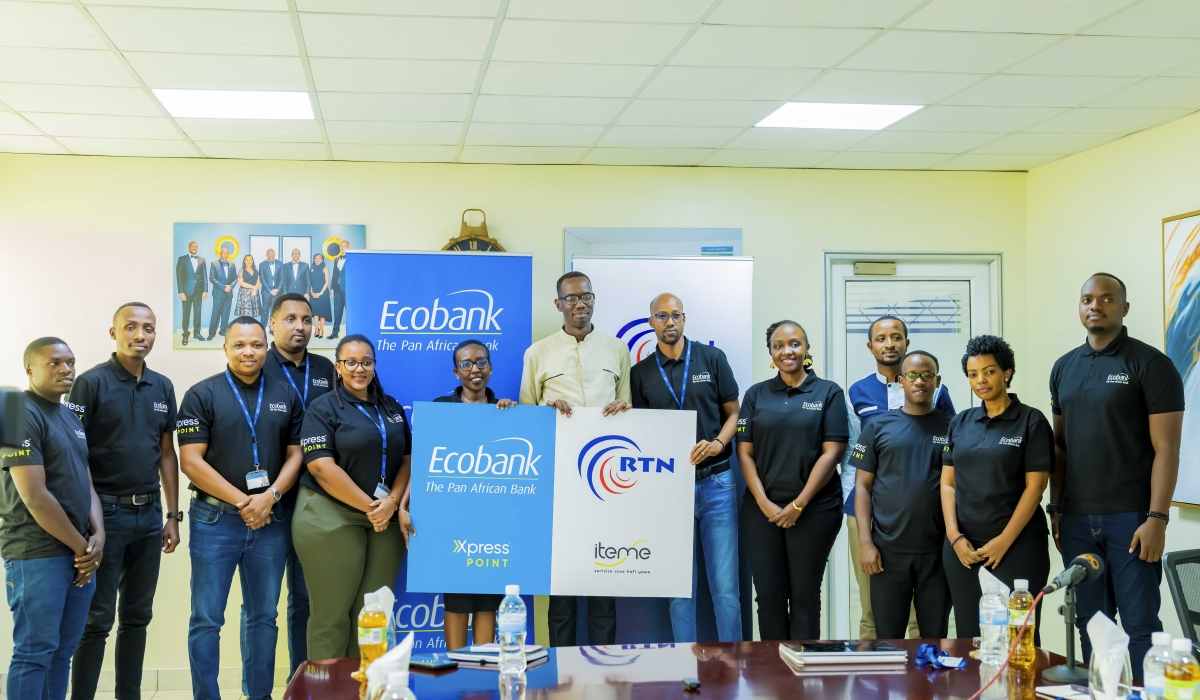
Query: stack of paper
447,644,548,666
779,641,909,675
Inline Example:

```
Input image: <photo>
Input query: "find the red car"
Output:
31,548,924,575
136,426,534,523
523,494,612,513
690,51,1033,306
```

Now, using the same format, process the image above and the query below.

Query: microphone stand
1042,585,1089,683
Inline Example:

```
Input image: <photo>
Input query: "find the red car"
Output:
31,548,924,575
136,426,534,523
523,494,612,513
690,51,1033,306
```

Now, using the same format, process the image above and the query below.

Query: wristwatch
165,511,185,522
268,486,282,502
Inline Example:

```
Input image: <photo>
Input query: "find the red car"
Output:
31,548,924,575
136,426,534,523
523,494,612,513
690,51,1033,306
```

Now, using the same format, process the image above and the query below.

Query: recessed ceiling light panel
153,89,314,120
755,102,922,130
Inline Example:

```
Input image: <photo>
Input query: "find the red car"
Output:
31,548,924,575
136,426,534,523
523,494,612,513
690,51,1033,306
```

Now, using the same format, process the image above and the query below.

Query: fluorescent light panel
756,102,922,130
153,89,314,120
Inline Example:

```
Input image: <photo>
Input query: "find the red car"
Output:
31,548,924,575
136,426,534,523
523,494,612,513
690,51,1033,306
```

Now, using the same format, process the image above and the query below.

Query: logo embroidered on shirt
691,372,712,383
1106,373,1130,384
802,401,823,410
312,378,329,388
269,402,288,412
153,402,169,413
932,435,949,445
74,429,87,440
387,413,404,424
999,437,1023,447
65,401,85,414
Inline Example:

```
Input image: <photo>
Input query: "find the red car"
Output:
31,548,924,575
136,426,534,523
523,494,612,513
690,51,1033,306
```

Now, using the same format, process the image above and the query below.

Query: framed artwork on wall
1163,210,1200,508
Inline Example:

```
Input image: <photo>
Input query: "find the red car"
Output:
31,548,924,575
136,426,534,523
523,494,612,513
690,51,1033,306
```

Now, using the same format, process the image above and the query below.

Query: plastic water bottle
1007,579,1036,668
498,585,527,677
1144,632,1174,700
1165,638,1199,700
979,588,1009,665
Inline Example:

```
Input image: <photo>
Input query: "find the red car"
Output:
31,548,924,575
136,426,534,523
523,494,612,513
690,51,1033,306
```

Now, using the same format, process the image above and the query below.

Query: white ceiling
2,0,1200,170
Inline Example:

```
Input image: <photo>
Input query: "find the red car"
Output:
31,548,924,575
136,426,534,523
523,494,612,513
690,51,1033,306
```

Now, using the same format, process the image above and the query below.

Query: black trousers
332,289,346,333
741,498,841,640
547,596,616,647
869,547,952,640
207,291,232,337
943,524,1050,645
71,501,163,700
181,291,203,336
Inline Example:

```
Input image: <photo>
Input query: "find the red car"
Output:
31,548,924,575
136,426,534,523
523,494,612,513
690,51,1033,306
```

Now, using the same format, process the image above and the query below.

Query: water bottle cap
1172,639,1193,651
1153,632,1172,645
506,584,519,595
1014,579,1028,589
364,592,379,606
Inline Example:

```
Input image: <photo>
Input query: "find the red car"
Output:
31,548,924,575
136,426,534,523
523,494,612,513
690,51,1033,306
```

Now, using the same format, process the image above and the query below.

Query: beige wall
0,152,1030,673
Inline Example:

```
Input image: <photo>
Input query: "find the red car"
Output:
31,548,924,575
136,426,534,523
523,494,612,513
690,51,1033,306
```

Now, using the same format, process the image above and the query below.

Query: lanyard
224,370,264,468
278,354,309,405
354,403,388,484
655,341,691,410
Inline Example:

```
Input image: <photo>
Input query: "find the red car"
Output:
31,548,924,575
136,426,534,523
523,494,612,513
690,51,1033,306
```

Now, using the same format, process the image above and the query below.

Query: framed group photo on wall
1163,209,1200,508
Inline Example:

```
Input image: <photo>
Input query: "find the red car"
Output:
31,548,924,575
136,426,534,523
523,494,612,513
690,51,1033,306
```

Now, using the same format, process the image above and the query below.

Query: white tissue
366,631,413,700
1086,612,1129,700
979,567,1011,598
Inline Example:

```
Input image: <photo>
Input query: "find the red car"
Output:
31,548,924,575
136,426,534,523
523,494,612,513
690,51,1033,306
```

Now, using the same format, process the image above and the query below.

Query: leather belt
98,493,159,506
695,460,731,482
194,494,242,513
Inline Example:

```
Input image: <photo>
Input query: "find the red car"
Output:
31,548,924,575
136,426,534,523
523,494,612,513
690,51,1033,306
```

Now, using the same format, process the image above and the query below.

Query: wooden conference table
284,638,1069,699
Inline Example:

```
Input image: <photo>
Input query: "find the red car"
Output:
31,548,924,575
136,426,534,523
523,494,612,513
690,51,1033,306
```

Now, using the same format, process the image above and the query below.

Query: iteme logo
577,435,674,501
379,289,502,333
594,540,650,567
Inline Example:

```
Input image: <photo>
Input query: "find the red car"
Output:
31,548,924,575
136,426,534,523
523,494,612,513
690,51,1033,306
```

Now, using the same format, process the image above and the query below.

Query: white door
823,253,1002,639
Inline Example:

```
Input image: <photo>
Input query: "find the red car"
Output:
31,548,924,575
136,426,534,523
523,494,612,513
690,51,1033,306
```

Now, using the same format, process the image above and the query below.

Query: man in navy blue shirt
843,316,954,639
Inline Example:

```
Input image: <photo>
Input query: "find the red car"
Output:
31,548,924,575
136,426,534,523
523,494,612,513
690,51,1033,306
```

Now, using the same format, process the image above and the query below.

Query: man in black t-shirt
1,338,103,699
1049,273,1184,676
852,351,953,640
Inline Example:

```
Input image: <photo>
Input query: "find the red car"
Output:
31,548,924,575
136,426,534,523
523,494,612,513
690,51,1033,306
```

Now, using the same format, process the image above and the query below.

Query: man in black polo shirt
2,337,104,700
852,351,953,640
1049,273,1184,676
259,292,335,677
69,303,181,700
630,293,741,643
177,317,304,700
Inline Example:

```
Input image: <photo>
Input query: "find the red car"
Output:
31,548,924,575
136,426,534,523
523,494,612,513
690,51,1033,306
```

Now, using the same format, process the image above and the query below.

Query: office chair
1164,549,1200,649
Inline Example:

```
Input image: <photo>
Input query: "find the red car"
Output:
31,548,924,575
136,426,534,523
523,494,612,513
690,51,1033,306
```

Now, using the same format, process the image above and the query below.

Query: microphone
1043,554,1106,594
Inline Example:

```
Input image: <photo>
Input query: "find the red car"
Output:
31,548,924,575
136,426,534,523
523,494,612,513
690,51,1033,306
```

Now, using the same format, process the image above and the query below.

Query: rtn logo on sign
577,435,674,501
379,290,502,332
1106,373,1130,384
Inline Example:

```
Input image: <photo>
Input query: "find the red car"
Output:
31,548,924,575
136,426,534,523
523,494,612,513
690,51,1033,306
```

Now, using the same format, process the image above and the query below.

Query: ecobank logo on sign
379,289,503,334
577,435,675,502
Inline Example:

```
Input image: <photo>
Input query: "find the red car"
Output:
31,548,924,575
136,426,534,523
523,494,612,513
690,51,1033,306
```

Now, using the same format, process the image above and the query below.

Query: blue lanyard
655,341,691,410
224,370,264,468
354,403,388,484
278,354,309,405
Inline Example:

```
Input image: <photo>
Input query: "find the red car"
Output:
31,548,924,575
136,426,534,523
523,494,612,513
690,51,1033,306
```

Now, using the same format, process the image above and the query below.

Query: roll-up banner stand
572,255,755,643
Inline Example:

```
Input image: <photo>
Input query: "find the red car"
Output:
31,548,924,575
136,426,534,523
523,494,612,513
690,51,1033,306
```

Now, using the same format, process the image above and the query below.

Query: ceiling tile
296,0,499,16
0,83,160,116
581,147,713,165
324,120,461,145
481,62,652,98
1088,77,1200,108
492,20,688,64
0,47,136,86
1023,107,1194,132
471,95,624,124
707,0,926,28
704,148,837,167
177,118,323,142
725,127,873,150
330,143,456,161
670,25,874,67
86,1,287,8
849,130,1002,152
616,99,777,127
944,75,1139,108
795,69,980,104
901,0,1132,34
818,151,950,169
126,52,308,90
933,152,1061,170
599,125,741,148
317,93,470,121
23,112,180,138
465,122,603,146
0,1,107,49
310,58,478,93
0,134,68,153
300,14,493,60
1007,36,1200,76
842,30,1059,73
56,136,197,156
1084,0,1200,39
972,131,1118,153
1168,60,1200,77
0,112,40,135
891,106,1066,131
641,66,820,100
458,145,587,164
506,0,712,23
88,6,298,55
197,140,327,159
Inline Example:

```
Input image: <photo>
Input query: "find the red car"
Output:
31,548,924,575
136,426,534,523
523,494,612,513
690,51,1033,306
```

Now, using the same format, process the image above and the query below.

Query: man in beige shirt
520,271,630,646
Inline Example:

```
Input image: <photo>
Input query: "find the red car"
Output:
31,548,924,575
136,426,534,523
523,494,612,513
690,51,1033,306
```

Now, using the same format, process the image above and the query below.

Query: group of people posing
0,270,1184,700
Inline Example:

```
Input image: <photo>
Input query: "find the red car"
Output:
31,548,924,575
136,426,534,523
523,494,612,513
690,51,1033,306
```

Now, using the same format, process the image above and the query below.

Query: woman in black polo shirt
737,320,849,640
292,334,414,660
941,335,1052,642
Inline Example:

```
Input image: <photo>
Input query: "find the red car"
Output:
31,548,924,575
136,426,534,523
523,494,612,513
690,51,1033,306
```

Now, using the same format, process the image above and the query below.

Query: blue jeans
1059,512,1162,680
670,467,742,642
5,555,96,700
188,499,287,700
241,498,308,692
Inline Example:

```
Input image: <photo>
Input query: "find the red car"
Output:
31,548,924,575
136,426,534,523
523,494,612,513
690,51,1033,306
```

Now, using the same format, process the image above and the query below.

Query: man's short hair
556,271,590,296
113,301,152,325
453,339,490,366
1089,272,1127,299
23,337,68,368
272,292,312,317
226,316,265,335
868,314,908,338
902,350,939,372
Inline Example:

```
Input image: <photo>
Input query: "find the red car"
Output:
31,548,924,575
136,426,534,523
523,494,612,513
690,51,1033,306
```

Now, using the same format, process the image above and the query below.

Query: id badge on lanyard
224,370,268,491
355,403,390,500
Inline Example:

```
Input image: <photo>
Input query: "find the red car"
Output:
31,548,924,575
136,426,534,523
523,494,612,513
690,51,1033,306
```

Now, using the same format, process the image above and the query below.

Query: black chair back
1164,549,1200,648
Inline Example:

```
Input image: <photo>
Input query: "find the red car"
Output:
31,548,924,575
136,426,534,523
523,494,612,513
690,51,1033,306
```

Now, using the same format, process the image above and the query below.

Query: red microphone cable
968,589,1047,700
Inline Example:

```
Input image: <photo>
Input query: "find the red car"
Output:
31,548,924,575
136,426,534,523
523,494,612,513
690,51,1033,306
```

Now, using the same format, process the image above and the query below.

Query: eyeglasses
337,358,376,370
557,293,596,306
455,358,491,370
901,371,937,382
652,312,685,324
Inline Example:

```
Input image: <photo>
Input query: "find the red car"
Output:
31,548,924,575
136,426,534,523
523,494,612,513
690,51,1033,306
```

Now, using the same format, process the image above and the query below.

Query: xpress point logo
577,435,674,501
379,289,502,333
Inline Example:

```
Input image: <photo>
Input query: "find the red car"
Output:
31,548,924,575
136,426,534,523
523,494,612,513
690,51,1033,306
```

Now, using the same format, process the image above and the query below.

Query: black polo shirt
0,392,92,559
1049,327,1185,514
177,369,304,502
943,395,1053,542
300,388,411,508
262,344,336,410
631,339,739,469
68,354,177,496
849,409,951,554
434,386,497,405
736,372,848,511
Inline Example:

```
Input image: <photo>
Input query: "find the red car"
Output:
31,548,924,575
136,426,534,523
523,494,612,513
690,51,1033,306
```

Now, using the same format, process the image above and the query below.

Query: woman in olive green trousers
293,334,415,660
